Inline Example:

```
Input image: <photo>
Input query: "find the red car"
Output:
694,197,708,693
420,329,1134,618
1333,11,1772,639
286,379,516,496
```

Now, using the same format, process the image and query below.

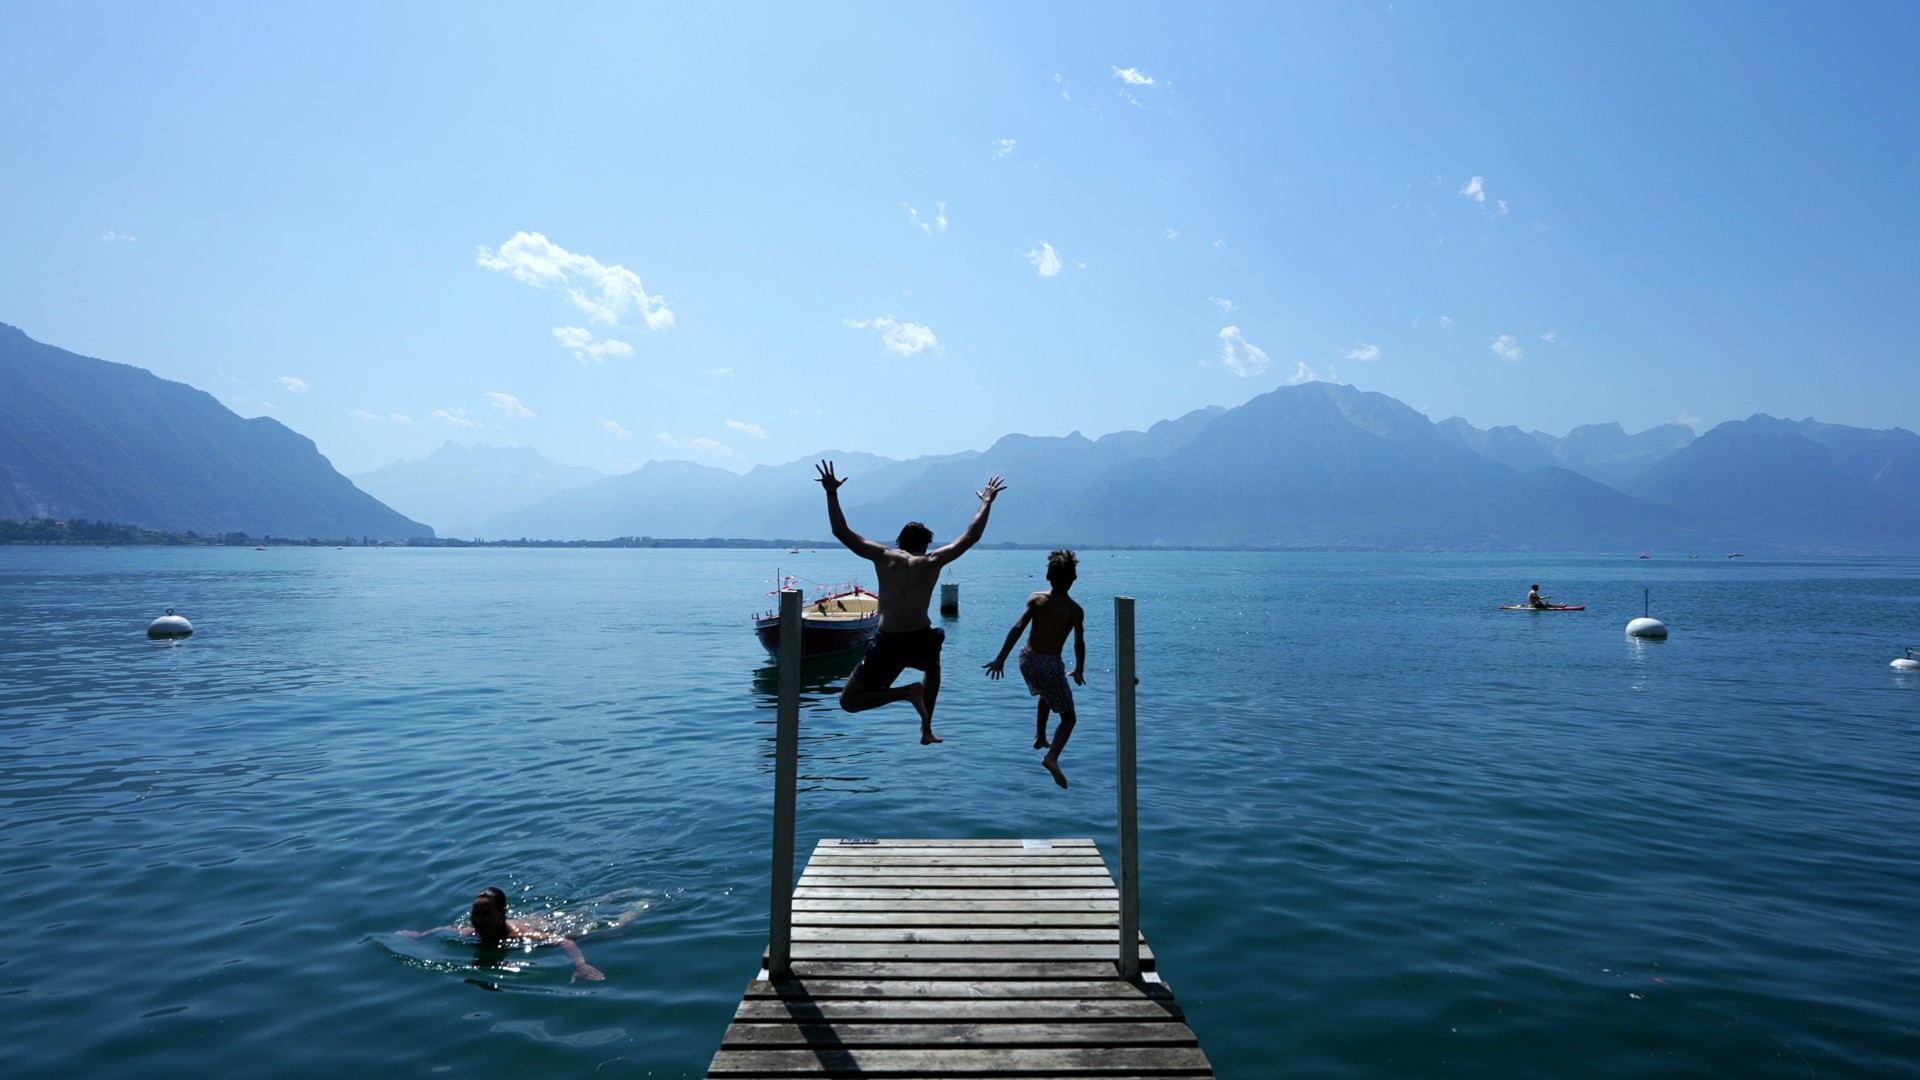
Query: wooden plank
729,999,1186,1022
791,891,1113,907
792,911,1118,927
719,1021,1196,1047
742,979,1178,1001
710,838,1210,1078
708,1046,1214,1075
811,838,1096,850
791,922,1136,937
781,960,1151,980
792,888,1118,901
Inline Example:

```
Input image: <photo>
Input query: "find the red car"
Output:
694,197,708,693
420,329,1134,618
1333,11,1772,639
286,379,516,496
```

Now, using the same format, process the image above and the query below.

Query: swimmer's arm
984,600,1036,678
554,935,603,982
397,924,459,940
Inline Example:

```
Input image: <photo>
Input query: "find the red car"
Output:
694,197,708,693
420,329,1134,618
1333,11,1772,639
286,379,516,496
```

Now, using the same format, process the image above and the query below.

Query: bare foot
1042,757,1068,789
1034,738,1050,750
907,685,941,744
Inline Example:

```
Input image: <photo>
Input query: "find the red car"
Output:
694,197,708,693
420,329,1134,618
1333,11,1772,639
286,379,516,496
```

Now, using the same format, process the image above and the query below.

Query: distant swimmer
816,459,1005,745
984,549,1087,789
1527,584,1552,609
399,887,607,982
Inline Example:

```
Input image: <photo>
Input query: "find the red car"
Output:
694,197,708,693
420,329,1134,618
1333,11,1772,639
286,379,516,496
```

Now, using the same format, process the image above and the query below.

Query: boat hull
754,583,882,658
755,614,879,657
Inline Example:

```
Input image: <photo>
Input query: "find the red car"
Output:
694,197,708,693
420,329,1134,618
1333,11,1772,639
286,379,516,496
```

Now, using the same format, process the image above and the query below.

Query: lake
2,547,1917,1078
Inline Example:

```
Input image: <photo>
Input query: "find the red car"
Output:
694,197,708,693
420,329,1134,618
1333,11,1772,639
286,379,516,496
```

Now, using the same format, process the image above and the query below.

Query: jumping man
816,459,1005,744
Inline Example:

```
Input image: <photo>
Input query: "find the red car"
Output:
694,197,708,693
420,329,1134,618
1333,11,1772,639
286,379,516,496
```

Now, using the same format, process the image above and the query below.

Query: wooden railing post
1114,596,1140,980
768,588,802,979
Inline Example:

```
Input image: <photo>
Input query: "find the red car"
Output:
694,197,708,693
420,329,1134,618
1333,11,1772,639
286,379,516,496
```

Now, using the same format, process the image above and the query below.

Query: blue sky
4,2,1915,476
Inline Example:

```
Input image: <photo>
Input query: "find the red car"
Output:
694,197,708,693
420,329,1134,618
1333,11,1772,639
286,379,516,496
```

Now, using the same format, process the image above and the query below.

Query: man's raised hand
815,459,847,494
978,475,1006,504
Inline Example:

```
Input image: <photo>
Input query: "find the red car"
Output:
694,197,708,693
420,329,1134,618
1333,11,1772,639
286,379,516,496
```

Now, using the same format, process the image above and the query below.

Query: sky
4,1,1916,477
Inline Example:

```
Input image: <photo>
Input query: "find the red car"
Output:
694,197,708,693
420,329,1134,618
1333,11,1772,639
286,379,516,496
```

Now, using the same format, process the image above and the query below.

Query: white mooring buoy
1625,588,1667,639
147,608,194,639
1894,647,1920,672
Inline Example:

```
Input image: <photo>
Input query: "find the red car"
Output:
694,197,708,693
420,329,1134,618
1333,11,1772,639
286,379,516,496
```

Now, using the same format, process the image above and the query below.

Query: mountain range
7,321,1919,553
0,323,430,540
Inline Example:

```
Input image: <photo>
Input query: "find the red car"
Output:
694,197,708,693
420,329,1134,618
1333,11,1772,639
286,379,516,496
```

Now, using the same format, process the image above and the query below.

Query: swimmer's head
897,521,933,554
1046,549,1078,587
471,887,509,946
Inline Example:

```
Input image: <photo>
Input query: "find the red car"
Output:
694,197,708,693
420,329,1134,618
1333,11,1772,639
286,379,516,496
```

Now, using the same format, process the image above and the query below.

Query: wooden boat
755,581,880,657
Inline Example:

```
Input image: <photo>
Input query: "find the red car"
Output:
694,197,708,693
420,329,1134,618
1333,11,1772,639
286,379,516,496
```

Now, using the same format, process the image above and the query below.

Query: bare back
869,549,944,632
1022,589,1083,655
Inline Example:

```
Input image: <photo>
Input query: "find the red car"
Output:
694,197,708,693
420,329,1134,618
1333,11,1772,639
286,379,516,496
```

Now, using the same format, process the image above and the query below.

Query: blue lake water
3,547,1917,1078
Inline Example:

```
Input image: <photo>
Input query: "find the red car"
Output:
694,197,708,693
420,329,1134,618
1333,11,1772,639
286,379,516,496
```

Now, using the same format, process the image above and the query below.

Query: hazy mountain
1050,383,1697,550
351,442,604,538
1626,416,1920,552
1435,418,1557,473
1437,417,1695,487
0,323,430,540
1552,421,1697,488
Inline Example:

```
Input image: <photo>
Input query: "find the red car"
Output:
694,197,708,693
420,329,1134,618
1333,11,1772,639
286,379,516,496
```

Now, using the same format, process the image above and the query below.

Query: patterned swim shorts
1017,646,1076,718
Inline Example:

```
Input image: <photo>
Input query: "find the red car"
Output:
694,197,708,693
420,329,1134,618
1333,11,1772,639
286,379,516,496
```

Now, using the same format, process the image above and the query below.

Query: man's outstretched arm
816,459,886,560
931,475,1006,566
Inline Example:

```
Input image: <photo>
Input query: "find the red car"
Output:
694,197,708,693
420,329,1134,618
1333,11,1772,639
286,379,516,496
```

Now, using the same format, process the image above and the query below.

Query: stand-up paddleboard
1499,604,1585,611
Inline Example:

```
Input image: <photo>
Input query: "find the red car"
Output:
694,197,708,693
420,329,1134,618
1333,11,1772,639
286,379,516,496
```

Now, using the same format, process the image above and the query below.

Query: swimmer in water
399,887,604,982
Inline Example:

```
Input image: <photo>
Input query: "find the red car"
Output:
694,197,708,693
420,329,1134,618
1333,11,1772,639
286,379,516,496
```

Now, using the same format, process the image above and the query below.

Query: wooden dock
706,836,1214,1078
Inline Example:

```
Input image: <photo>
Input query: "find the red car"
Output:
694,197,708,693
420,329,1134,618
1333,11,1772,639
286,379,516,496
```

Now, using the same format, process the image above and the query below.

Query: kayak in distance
1499,604,1586,611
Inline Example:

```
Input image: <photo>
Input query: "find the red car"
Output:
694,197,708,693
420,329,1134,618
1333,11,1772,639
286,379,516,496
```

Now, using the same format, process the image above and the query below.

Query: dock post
768,588,802,979
1114,596,1140,980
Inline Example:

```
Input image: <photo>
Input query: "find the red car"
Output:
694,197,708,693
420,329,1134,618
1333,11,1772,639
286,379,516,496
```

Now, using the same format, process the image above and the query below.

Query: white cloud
1209,296,1235,314
1495,199,1510,217
1285,361,1334,385
600,419,631,438
1054,73,1070,100
1438,315,1454,329
844,316,943,357
276,376,309,393
1164,228,1179,240
1026,242,1062,277
433,408,485,429
1112,66,1156,86
725,419,768,439
1539,330,1566,345
1213,239,1227,249
905,202,948,235
1218,326,1271,378
101,230,137,243
476,230,673,330
687,436,733,456
1491,334,1525,361
484,392,535,419
711,366,735,378
1459,176,1487,203
1342,343,1382,361
991,138,1016,158
657,433,679,448
552,325,635,363
353,409,416,424
1672,412,1702,428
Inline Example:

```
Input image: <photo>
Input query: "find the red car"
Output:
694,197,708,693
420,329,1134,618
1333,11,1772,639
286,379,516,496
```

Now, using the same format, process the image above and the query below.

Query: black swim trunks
852,627,946,689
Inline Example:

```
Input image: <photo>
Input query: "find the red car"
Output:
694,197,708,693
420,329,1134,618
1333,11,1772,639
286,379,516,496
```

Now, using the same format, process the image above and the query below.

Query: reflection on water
748,651,885,793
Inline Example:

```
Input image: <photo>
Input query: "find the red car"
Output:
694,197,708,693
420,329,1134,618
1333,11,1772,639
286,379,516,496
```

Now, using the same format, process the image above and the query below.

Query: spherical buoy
1625,617,1668,639
147,608,193,639
1626,587,1667,639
